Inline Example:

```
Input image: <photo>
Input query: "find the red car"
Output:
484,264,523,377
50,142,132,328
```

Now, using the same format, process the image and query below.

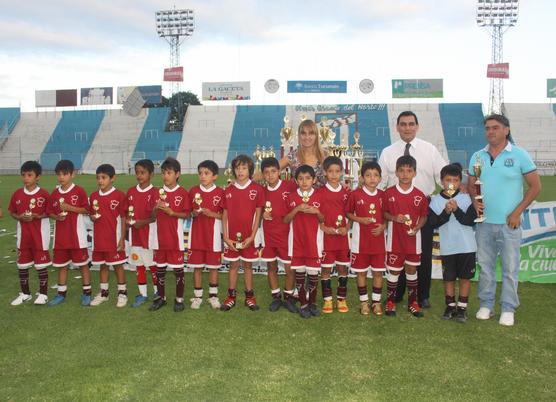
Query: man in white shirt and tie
378,111,447,308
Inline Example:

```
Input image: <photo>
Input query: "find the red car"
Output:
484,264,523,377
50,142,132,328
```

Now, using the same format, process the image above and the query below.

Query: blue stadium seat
0,107,21,136
133,107,182,163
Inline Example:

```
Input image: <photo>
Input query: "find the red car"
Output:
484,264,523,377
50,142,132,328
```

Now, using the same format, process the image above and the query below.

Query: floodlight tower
476,0,519,115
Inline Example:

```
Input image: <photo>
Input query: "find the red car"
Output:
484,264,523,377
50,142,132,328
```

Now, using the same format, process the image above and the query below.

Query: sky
0,0,554,111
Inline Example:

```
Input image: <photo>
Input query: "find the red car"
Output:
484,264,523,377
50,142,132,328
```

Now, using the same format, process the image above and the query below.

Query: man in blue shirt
468,114,541,326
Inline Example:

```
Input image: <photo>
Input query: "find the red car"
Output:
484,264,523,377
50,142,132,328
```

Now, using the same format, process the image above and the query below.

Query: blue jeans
476,223,522,313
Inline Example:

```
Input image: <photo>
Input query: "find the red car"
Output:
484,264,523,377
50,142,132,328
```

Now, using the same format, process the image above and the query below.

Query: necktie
404,142,411,156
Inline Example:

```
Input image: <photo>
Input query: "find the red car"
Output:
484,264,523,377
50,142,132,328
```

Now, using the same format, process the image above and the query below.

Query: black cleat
420,298,431,309
268,298,282,312
174,300,185,312
149,297,167,311
408,301,424,318
299,306,312,319
282,298,299,314
455,307,468,323
308,303,320,317
442,305,457,320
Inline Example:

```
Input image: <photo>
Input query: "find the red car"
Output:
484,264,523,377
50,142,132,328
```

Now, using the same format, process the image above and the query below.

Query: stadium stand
0,107,20,138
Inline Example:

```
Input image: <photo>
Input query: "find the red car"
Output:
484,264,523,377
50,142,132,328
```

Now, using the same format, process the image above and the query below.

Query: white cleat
499,312,515,326
475,307,494,320
116,294,128,308
208,296,221,309
34,294,48,305
90,293,109,306
190,297,203,309
11,293,32,306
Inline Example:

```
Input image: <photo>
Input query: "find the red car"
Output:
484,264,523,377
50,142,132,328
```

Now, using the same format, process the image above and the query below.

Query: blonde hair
296,119,326,165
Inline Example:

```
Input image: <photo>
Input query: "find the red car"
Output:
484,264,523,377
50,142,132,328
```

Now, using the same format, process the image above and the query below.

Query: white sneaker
34,294,48,305
190,297,203,309
11,293,32,306
208,296,221,309
116,294,128,308
499,312,515,326
90,293,109,306
476,307,493,320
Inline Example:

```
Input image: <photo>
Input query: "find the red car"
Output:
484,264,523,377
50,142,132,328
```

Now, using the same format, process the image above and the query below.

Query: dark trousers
395,219,433,303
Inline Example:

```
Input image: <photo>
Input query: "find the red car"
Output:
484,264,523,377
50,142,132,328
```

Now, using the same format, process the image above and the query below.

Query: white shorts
128,246,154,267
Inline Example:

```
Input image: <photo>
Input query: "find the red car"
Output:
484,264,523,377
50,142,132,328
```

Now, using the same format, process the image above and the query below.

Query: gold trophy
281,116,293,160
264,201,273,220
194,193,203,211
445,183,457,198
127,206,136,226
24,198,36,218
404,214,415,235
235,232,244,250
92,199,101,219
59,197,68,217
369,203,377,223
224,164,233,188
301,191,310,203
159,189,169,207
335,214,343,228
473,155,486,223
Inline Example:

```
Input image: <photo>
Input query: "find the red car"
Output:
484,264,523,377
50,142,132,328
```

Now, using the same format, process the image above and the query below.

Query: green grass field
0,174,555,401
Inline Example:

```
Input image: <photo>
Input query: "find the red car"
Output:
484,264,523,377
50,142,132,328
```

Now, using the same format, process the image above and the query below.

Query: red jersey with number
384,185,429,254
89,187,127,252
49,183,89,250
9,187,51,251
126,184,158,248
149,185,190,251
261,180,296,248
317,183,350,251
286,188,324,258
223,180,264,242
346,187,386,254
188,184,224,252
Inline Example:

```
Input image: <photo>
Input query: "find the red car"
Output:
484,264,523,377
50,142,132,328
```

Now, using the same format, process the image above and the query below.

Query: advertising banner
287,80,347,93
117,86,162,105
35,90,56,107
487,63,510,79
547,79,556,98
392,79,443,98
202,81,251,100
80,87,113,105
35,89,78,107
164,67,184,82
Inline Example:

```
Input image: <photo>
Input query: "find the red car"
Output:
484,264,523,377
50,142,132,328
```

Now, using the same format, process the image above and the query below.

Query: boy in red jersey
221,155,264,311
259,157,298,313
8,161,51,306
47,160,91,307
284,165,325,319
318,156,351,314
188,160,224,310
126,159,159,308
89,164,128,308
346,161,387,316
383,155,429,318
149,157,191,312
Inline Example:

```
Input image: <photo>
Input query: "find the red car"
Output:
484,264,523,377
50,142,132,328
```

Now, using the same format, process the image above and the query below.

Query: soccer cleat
149,297,167,311
268,298,282,312
385,300,396,317
455,307,468,323
442,305,457,320
371,302,383,316
132,295,148,308
282,298,299,314
337,299,349,313
116,294,128,308
48,294,66,307
299,305,312,319
208,296,221,309
90,293,109,306
220,296,236,311
174,300,185,312
360,302,370,315
322,299,334,314
408,301,424,318
190,297,203,310
499,312,514,326
34,294,48,305
308,303,320,317
81,294,91,307
476,307,494,320
245,296,260,311
11,293,32,306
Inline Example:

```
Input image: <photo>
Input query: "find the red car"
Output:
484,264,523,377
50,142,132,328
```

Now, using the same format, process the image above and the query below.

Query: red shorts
53,248,90,267
154,250,185,268
92,250,127,266
321,249,350,267
260,246,290,264
223,245,259,262
17,249,51,269
386,252,421,270
350,252,386,272
187,249,222,269
291,257,321,270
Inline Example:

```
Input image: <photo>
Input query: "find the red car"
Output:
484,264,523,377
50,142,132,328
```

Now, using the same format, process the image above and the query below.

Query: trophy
59,197,67,217
473,154,487,223
127,206,136,226
335,214,343,228
194,193,203,211
159,189,169,207
264,201,273,219
92,199,101,219
404,214,415,235
369,203,377,223
445,183,457,198
301,191,310,203
280,116,293,159
253,145,262,174
235,232,244,249
24,198,36,218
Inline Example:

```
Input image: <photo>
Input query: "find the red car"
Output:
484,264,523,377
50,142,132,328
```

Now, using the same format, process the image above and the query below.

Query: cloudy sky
0,0,554,111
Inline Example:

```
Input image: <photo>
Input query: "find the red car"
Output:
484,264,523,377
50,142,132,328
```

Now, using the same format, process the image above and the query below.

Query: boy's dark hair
198,160,219,176
54,159,74,175
21,160,42,176
96,163,116,178
161,157,181,173
323,156,343,171
231,154,254,179
361,161,381,177
135,159,155,174
396,110,419,125
295,164,316,179
440,163,463,180
396,155,417,171
261,157,280,172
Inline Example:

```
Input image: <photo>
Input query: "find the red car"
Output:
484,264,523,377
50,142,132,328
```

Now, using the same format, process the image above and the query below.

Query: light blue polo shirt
468,142,536,224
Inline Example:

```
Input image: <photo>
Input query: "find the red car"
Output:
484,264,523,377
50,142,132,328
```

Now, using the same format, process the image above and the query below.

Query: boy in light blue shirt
429,163,477,323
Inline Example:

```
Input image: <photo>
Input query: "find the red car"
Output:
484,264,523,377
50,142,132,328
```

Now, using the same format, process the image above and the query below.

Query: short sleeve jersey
317,183,350,251
223,180,264,241
89,187,127,252
261,180,297,248
49,183,89,250
126,184,158,248
346,187,386,254
286,188,324,258
188,184,224,252
149,185,190,251
9,186,51,251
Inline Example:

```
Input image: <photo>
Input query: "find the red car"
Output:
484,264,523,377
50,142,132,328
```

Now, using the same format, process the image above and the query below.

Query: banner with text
202,81,250,100
117,86,162,105
164,67,184,82
35,89,78,107
487,63,510,79
80,87,113,105
287,80,347,93
392,79,443,98
547,79,556,98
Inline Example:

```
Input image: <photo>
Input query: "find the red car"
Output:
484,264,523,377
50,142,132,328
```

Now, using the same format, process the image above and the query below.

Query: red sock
38,269,49,295
149,266,157,286
337,276,348,299
295,271,307,306
156,266,166,298
307,274,319,304
136,265,147,285
19,268,30,294
174,268,184,299
321,279,332,300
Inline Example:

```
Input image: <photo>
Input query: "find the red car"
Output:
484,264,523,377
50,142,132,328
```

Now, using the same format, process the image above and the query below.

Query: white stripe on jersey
148,222,159,250
351,222,361,253
77,214,87,248
187,219,194,250
177,218,185,251
116,216,122,247
41,217,50,250
255,225,264,248
415,229,422,254
317,227,324,258
16,222,21,249
386,221,393,252
213,220,222,252
287,222,293,257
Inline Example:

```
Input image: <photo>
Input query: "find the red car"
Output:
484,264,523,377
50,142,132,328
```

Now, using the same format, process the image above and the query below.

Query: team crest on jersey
389,196,395,202
357,199,364,205
290,201,296,208
248,190,258,201
128,195,133,201
226,193,232,199
413,196,423,206
351,253,357,265
388,254,398,266
343,194,348,202
70,195,79,205
174,196,183,206
36,197,46,207
504,158,514,167
281,191,290,200
312,202,321,208
212,196,221,206
110,200,120,210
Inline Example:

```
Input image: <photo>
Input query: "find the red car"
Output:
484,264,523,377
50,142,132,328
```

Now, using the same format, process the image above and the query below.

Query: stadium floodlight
476,0,519,115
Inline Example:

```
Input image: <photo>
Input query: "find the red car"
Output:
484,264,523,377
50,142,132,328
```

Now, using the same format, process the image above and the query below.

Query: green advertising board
392,79,443,98
547,79,556,98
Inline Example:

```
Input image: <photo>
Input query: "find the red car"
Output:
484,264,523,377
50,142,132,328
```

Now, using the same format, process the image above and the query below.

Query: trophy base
93,214,101,219
235,242,244,250
60,212,68,217
474,216,486,223
128,220,136,226
407,229,416,236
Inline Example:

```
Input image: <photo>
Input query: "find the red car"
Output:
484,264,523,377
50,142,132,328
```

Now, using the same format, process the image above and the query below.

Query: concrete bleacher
132,107,182,163
0,107,20,137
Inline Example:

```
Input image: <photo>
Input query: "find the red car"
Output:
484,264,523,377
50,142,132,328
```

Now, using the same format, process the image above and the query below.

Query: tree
167,91,201,131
